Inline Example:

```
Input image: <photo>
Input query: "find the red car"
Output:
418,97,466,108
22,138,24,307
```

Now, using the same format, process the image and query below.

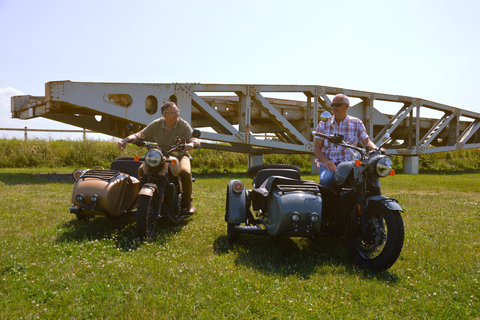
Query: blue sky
1,0,479,139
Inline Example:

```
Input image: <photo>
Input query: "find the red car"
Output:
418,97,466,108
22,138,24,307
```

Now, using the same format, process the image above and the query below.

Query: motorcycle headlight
145,149,163,167
375,156,393,177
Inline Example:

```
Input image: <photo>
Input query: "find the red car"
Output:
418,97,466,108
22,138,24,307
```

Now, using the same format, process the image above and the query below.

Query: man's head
331,94,349,121
161,102,180,123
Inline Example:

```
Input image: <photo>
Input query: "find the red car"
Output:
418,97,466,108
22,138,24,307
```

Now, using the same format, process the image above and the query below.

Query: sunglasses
331,103,347,108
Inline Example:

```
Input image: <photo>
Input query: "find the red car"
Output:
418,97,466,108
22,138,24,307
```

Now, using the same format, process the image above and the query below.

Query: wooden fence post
24,127,27,141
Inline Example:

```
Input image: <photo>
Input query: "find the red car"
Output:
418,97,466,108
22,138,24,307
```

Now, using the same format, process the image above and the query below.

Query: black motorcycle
225,113,404,270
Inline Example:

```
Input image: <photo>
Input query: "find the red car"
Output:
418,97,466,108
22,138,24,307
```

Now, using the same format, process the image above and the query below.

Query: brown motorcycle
70,124,201,240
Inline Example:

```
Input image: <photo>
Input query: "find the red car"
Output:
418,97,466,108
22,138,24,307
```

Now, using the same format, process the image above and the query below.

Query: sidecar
69,158,142,221
225,164,331,244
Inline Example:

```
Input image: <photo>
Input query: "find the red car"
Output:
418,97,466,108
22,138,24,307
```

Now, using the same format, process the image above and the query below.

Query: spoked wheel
346,204,404,271
136,194,159,240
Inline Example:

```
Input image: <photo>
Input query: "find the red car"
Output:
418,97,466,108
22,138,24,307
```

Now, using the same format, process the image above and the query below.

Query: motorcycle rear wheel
346,203,404,271
136,194,158,240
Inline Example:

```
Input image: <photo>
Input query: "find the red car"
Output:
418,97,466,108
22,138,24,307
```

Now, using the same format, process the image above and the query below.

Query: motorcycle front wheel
345,203,404,271
136,194,158,240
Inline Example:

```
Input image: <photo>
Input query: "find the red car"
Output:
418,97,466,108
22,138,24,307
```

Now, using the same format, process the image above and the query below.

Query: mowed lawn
0,169,479,319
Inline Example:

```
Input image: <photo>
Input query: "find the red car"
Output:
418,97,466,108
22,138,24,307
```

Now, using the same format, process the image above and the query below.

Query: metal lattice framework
11,81,480,173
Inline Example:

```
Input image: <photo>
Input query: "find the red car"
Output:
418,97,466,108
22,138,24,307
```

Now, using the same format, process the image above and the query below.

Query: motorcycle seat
254,168,301,187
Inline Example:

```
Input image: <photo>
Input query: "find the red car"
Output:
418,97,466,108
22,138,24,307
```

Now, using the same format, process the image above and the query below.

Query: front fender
366,195,404,212
225,180,247,224
139,183,157,197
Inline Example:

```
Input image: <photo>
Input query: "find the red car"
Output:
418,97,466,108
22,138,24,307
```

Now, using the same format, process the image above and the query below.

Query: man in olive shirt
118,102,200,214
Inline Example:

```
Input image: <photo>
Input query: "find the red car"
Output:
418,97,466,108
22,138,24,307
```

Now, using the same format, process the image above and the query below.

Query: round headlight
145,149,163,167
90,194,99,204
291,212,301,223
76,194,85,203
375,156,393,177
310,212,320,223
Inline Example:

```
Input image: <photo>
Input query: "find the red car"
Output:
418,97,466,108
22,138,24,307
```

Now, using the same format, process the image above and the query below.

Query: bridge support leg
311,155,319,175
248,155,263,167
403,155,419,174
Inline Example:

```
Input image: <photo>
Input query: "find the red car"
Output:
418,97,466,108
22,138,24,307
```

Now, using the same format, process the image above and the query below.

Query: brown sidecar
69,158,142,221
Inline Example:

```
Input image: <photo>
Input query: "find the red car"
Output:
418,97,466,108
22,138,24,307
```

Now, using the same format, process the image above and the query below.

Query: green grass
0,169,479,319
2,138,480,174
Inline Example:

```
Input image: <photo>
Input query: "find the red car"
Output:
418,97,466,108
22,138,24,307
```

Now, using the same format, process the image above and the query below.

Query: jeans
319,163,340,189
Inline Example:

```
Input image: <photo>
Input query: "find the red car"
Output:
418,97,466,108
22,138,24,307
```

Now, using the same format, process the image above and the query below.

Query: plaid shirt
315,115,369,164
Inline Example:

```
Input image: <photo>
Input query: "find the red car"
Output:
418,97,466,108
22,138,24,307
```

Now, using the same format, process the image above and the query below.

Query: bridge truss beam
11,81,480,173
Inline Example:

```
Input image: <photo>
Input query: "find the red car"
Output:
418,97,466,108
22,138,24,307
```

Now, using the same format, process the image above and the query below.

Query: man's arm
362,137,377,151
184,137,200,151
314,138,337,172
117,131,146,150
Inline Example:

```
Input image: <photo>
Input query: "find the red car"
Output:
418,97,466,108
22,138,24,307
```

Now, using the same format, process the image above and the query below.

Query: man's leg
179,156,195,214
319,165,336,189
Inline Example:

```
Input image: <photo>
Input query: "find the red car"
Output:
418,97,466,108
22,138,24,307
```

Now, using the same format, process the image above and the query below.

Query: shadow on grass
213,234,400,281
0,172,74,185
56,214,190,252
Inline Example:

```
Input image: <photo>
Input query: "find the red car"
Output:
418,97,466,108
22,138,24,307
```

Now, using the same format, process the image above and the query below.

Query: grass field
0,168,479,319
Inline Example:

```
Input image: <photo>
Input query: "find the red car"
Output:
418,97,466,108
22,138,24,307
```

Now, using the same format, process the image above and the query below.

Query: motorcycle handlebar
313,131,366,157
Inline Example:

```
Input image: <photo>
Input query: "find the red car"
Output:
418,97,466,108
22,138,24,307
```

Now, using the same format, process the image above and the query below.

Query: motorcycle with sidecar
225,113,404,271
70,125,201,240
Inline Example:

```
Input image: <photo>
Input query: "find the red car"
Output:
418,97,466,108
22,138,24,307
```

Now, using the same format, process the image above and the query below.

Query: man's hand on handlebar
184,142,195,152
118,138,128,151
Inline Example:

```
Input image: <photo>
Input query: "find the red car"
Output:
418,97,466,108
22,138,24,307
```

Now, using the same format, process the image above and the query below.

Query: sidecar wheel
225,184,240,245
227,222,239,245
136,194,158,240
346,204,404,271
246,164,301,179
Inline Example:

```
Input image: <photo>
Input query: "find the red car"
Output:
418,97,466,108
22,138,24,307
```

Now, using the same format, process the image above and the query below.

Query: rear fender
366,195,403,212
139,183,157,197
225,180,247,224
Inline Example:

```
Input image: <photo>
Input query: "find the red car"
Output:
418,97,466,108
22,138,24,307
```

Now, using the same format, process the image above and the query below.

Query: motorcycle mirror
126,123,135,133
192,129,201,138
320,111,332,122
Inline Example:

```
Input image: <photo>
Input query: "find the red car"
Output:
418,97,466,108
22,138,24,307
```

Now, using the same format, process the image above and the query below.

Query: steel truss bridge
11,81,480,174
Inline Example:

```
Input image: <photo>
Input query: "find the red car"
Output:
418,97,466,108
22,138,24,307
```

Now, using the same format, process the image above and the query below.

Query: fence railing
0,127,94,141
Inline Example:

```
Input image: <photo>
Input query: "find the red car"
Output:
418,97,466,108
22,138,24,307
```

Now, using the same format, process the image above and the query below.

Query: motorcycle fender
226,180,247,224
366,195,403,212
139,183,157,197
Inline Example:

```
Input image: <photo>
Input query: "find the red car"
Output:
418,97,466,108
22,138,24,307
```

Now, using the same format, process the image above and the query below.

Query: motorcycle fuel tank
335,161,354,185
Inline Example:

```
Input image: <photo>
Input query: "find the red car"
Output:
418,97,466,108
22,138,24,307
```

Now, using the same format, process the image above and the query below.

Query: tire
227,222,239,245
110,157,143,179
246,164,301,179
136,194,158,240
225,185,239,245
345,204,404,271
75,212,93,221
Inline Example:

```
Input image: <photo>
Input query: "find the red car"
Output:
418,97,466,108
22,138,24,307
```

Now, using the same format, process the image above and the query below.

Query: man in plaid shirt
314,94,378,189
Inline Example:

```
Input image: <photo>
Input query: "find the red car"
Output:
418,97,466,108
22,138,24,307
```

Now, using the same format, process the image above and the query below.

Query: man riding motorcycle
314,94,378,189
117,101,200,214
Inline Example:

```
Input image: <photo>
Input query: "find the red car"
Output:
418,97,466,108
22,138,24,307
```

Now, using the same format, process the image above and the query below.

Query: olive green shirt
141,118,193,150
